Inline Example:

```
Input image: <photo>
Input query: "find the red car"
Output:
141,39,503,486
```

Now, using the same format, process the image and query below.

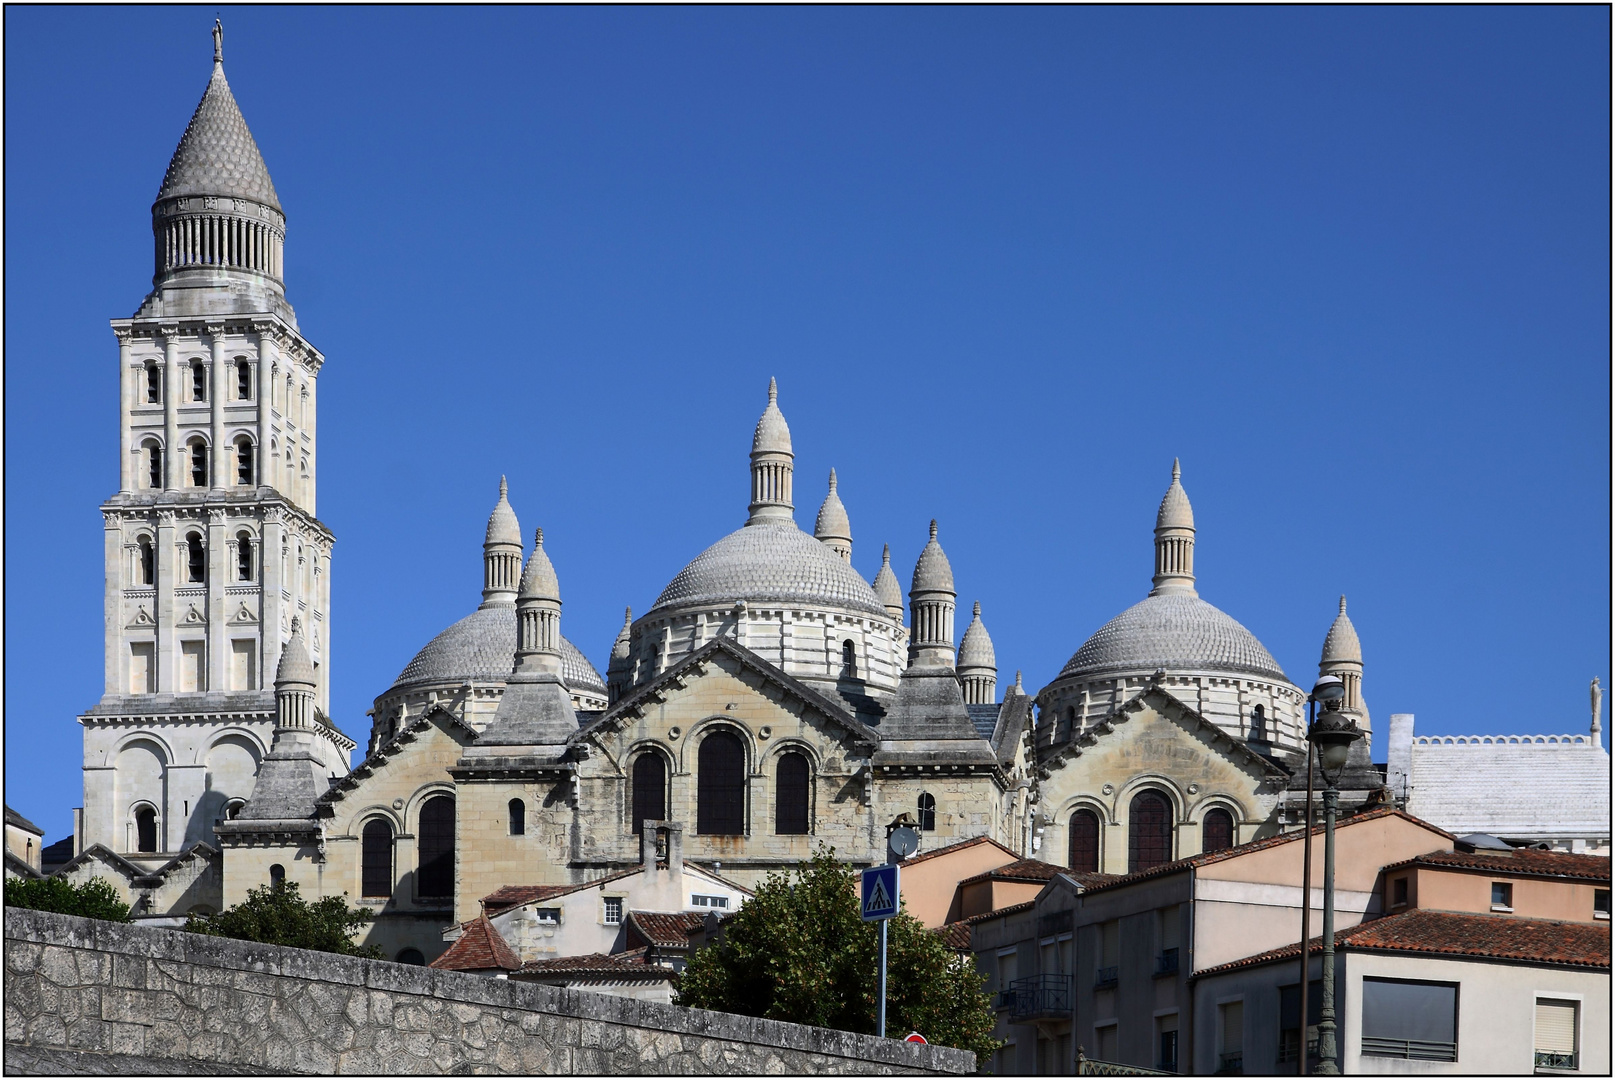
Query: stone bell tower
77,22,351,868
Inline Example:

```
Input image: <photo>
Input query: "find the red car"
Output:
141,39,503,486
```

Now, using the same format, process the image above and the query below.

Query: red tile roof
937,921,972,951
429,914,520,972
1385,847,1611,882
626,910,707,948
959,858,1065,887
514,949,675,980
1192,910,1612,979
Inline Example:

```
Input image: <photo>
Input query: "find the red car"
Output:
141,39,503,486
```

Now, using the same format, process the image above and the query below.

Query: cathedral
58,29,1387,962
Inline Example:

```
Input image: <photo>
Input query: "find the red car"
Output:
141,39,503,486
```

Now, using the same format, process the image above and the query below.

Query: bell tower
79,23,351,868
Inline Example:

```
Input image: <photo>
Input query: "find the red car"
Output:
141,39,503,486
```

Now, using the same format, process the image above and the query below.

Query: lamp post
1308,684,1360,1076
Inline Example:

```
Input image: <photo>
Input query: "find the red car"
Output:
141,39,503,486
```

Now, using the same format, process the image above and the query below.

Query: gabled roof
5,805,44,835
51,843,153,885
1192,910,1611,978
515,949,675,980
958,858,1065,888
937,921,972,952
1383,847,1611,883
1085,808,1453,894
573,636,881,747
1038,683,1290,781
901,833,1020,868
430,914,519,972
626,911,707,949
317,706,476,814
5,850,42,880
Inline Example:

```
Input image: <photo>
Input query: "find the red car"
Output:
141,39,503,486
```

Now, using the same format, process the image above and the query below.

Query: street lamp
1308,684,1360,1076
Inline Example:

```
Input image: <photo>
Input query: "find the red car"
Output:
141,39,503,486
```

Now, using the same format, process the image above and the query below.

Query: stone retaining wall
4,909,973,1075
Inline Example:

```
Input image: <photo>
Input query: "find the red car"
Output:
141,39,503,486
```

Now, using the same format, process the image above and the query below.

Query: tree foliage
5,876,131,922
185,880,382,957
676,847,999,1064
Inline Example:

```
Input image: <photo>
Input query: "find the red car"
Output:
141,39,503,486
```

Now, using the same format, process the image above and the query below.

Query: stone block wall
3,909,973,1075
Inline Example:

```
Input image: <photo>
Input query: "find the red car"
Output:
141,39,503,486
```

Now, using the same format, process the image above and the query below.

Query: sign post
860,863,900,1038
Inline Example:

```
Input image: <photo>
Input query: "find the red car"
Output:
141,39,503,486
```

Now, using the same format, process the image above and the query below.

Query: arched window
269,863,285,886
1069,808,1100,873
917,792,937,832
841,639,857,679
1249,704,1267,741
235,359,252,401
775,752,810,835
144,361,162,404
137,536,155,586
632,753,666,837
189,439,208,487
186,533,205,584
417,795,455,899
145,441,163,489
361,819,393,897
225,800,244,820
235,437,255,486
1065,706,1078,739
134,806,157,853
191,361,207,403
396,948,426,966
1128,790,1173,873
697,730,746,836
236,531,253,582
1202,808,1234,854
508,799,525,836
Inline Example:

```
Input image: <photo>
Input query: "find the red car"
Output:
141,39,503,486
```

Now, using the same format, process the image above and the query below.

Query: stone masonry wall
4,909,973,1075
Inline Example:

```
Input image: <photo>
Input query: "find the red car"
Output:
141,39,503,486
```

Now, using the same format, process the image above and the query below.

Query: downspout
1187,867,1196,1075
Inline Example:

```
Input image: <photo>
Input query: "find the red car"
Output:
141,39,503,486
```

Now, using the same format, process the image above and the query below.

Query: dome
1157,459,1194,531
1058,592,1288,683
650,522,886,617
814,469,851,541
1320,595,1362,664
156,53,281,212
391,603,606,696
958,602,996,669
485,477,522,547
872,544,904,613
911,520,954,594
275,617,316,687
752,378,792,455
518,529,559,601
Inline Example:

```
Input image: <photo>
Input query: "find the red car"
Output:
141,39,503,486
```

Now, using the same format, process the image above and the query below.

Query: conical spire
957,601,998,705
872,544,904,621
514,528,563,676
156,22,281,211
606,607,635,705
1318,594,1368,728
814,469,853,561
1149,459,1197,597
1320,595,1362,664
747,378,795,524
275,616,316,688
481,476,523,605
612,608,633,662
912,520,955,594
909,521,957,669
518,528,561,601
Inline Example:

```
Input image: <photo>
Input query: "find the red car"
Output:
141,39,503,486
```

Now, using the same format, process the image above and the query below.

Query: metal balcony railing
1535,1051,1577,1070
1008,973,1073,1021
1215,1052,1243,1074
1154,948,1179,976
1093,966,1119,989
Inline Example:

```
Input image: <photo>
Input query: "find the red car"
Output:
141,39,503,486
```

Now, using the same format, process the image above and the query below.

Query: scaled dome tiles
1059,592,1288,683
392,604,606,696
651,522,887,617
157,66,281,211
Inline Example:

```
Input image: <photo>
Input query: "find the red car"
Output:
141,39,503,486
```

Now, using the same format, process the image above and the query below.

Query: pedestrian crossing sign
861,864,899,921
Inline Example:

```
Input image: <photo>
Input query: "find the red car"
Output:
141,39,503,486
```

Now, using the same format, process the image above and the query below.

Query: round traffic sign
904,1033,927,1044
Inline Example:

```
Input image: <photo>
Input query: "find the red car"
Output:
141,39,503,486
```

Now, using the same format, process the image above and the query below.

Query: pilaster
104,512,123,695
255,323,275,496
207,323,227,489
116,330,133,493
262,508,285,691
208,507,228,692
162,326,181,490
155,510,176,692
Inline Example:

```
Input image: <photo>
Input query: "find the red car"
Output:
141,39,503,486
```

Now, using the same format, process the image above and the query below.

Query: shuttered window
697,730,745,835
1069,809,1100,873
1361,978,1457,1061
1535,999,1577,1068
775,752,810,834
417,796,455,899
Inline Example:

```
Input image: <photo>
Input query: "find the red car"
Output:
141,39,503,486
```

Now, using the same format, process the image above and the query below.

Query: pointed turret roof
872,544,904,614
1156,458,1194,530
751,377,792,455
814,469,851,542
912,520,955,594
1320,595,1362,664
275,617,316,688
518,528,560,602
611,608,634,663
958,602,996,670
155,23,281,211
485,476,522,547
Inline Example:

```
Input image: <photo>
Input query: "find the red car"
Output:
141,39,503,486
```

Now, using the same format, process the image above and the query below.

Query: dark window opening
134,806,158,852
236,439,254,486
508,798,525,836
1492,882,1513,909
192,362,207,402
396,948,426,966
1065,706,1077,740
147,444,163,489
1250,703,1267,740
1203,808,1234,854
1159,1029,1178,1072
840,639,857,679
138,536,155,586
1128,790,1173,873
417,795,455,899
697,730,745,835
236,360,252,400
236,532,253,582
361,819,393,898
1393,876,1409,907
1279,981,1323,1066
1069,808,1100,873
917,792,936,832
1595,889,1610,917
632,753,666,837
145,363,162,404
186,534,205,583
775,751,810,834
190,441,208,487
269,863,285,886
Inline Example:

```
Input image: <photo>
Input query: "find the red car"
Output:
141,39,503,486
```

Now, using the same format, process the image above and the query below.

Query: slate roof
625,911,707,949
390,602,606,696
966,704,1000,741
430,915,519,972
650,521,887,617
871,545,904,612
1058,592,1289,683
157,63,281,211
1383,847,1611,882
5,805,43,835
958,603,995,669
1406,736,1610,841
1192,910,1612,978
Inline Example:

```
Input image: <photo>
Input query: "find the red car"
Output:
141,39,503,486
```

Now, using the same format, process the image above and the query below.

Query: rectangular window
229,640,256,691
603,896,623,925
129,642,154,694
1593,889,1609,919
690,894,729,909
997,950,1018,997
1096,1023,1118,1063
1534,999,1578,1070
1279,981,1321,1066
534,908,560,924
1157,1016,1178,1072
1360,978,1458,1061
1392,876,1408,907
1220,1000,1244,1074
180,641,206,693
1491,882,1513,911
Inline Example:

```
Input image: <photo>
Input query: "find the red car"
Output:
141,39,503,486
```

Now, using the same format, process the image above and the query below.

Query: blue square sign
861,864,899,921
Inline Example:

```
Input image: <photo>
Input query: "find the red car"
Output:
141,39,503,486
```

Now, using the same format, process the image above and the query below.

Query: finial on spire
1015,670,1024,693
828,468,837,492
534,527,543,548
973,601,981,617
290,614,301,635
929,519,938,541
1172,457,1180,481
623,606,633,624
500,475,508,499
882,543,891,563
213,18,223,65
1339,595,1348,614
768,377,777,404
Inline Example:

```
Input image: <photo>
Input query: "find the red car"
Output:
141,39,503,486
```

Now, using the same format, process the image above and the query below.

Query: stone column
208,324,227,489
305,372,317,516
208,508,227,693
104,513,123,696
255,324,276,492
162,326,181,489
261,510,284,691
155,510,176,692
116,330,133,493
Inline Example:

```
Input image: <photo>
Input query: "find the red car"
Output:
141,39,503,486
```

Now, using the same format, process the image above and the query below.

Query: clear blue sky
5,7,1609,842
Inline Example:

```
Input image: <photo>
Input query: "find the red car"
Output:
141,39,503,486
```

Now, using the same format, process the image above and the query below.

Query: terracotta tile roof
627,910,707,948
937,921,973,951
1192,910,1612,979
959,858,1065,887
515,949,675,980
900,833,1019,868
430,914,520,972
1384,847,1611,882
1086,808,1452,894
481,862,752,918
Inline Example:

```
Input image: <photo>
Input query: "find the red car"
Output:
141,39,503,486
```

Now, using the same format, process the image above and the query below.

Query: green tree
676,847,999,1064
4,876,132,922
185,880,382,957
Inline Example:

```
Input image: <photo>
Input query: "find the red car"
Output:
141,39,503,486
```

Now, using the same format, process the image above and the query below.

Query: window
396,948,426,966
691,894,729,909
225,800,244,820
145,441,163,489
841,639,857,679
1278,981,1321,1065
1596,889,1610,919
236,360,252,400
632,752,666,837
697,729,745,836
1202,807,1234,854
269,863,285,886
508,798,525,836
1096,1023,1118,1062
1219,1000,1244,1074
417,795,455,899
235,532,254,582
1157,1020,1178,1072
1128,790,1173,873
534,908,560,923
137,536,155,586
144,361,162,403
1249,703,1267,741
1065,706,1077,740
361,819,393,897
134,806,158,852
191,361,207,402
229,639,256,691
1069,809,1100,873
1392,876,1409,907
235,437,254,485
186,533,205,583
189,439,208,487
775,751,810,834
603,896,623,925
1360,978,1457,1061
1535,999,1578,1070
1491,882,1513,911
917,792,936,832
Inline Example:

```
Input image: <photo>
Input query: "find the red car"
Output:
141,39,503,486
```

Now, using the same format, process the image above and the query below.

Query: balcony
1361,1037,1457,1062
1008,973,1073,1022
1093,966,1119,990
1535,1051,1577,1070
1215,1052,1243,1074
1154,948,1180,977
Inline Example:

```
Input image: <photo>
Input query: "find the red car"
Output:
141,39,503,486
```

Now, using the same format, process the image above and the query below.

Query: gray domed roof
156,61,281,212
391,603,606,696
485,477,521,547
752,378,792,455
518,529,559,601
814,469,851,541
1059,592,1288,683
1157,459,1194,530
1320,595,1362,664
958,602,996,669
872,544,904,612
911,520,954,594
650,522,886,617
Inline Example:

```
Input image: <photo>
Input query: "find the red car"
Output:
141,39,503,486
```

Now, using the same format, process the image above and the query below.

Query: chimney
666,823,684,880
642,820,662,875
1386,713,1415,808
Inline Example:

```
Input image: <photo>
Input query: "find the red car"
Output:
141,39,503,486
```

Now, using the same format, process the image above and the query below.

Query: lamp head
1309,704,1362,780
1311,675,1346,703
